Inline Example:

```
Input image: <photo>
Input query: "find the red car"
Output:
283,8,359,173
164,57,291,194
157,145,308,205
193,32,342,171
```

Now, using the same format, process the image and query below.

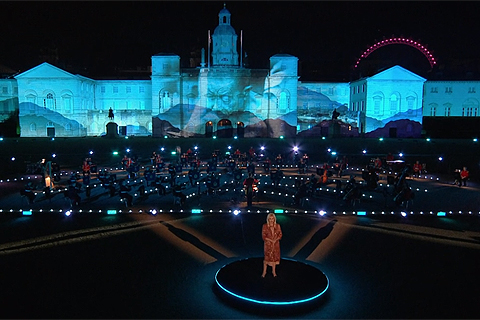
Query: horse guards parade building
0,5,478,139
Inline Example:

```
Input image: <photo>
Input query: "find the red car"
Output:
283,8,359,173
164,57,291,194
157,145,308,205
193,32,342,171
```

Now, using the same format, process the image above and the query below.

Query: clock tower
211,4,239,67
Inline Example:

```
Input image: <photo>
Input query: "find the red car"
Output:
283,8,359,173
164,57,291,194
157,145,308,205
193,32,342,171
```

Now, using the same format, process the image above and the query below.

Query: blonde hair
266,213,276,224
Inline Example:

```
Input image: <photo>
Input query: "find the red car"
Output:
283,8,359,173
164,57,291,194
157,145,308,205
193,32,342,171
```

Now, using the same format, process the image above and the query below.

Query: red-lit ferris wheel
354,36,437,70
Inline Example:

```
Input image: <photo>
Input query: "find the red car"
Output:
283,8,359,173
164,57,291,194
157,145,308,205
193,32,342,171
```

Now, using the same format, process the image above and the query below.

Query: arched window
45,93,55,110
29,123,36,132
373,92,384,115
279,91,288,113
389,93,399,115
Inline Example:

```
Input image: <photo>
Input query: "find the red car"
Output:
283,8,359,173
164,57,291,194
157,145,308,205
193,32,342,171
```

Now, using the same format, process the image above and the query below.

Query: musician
119,180,133,207
243,173,258,207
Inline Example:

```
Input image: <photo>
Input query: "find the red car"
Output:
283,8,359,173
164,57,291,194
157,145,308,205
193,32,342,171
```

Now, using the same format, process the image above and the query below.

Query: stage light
233,209,240,216
51,137,55,141
107,210,117,215
279,135,284,139
150,209,157,215
126,148,131,153
164,135,168,138
438,156,443,161
260,146,265,151
65,210,72,217
473,138,478,142
160,147,165,151
379,138,384,141
400,211,407,217
52,153,56,158
191,209,202,214
362,149,367,154
22,210,32,216
274,209,284,214
331,151,337,156
399,153,403,157
124,136,129,139
319,210,326,216
437,211,446,217
426,138,431,142
213,136,217,139
112,151,119,155
11,157,15,161
327,148,331,152
228,145,232,150
357,211,367,216
89,150,94,155
0,137,3,141
194,146,198,150
293,146,299,152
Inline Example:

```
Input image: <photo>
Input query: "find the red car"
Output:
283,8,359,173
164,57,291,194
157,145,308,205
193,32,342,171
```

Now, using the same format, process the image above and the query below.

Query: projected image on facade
3,5,477,139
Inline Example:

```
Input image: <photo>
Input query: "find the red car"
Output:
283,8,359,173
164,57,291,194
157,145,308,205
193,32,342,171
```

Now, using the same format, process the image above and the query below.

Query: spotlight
400,211,407,217
11,157,15,161
52,153,56,158
89,150,94,155
318,210,326,216
260,146,265,151
362,149,367,154
438,156,443,161
233,209,240,216
399,153,403,157
65,210,72,217
293,146,299,152
150,209,157,215
126,148,131,153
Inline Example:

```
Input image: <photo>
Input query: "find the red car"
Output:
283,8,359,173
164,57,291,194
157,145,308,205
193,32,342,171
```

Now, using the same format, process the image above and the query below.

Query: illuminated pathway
1,162,479,218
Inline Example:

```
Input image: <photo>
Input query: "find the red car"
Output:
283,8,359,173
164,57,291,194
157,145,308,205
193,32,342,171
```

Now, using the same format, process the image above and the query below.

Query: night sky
1,1,480,81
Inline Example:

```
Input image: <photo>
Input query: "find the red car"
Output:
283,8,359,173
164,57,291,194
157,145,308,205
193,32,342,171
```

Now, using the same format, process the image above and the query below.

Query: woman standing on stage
262,213,282,277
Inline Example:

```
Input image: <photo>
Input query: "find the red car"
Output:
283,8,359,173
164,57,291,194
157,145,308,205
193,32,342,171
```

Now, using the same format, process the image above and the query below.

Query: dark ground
0,137,478,319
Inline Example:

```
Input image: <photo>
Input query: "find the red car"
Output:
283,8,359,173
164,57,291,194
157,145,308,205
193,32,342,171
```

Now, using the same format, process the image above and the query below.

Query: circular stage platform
215,257,329,307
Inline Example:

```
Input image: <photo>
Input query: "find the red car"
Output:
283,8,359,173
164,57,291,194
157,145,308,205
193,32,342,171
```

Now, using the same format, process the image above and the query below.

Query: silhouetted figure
108,107,114,120
332,108,340,120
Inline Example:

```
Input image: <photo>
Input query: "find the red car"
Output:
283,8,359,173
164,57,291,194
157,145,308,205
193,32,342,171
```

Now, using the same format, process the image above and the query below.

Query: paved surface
0,161,479,318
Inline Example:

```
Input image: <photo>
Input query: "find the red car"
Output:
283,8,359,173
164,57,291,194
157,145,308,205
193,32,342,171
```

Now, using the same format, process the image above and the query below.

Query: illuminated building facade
0,6,479,139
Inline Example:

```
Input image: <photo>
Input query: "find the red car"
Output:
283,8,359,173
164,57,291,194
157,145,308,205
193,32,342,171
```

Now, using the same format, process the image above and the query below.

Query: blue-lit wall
8,4,480,139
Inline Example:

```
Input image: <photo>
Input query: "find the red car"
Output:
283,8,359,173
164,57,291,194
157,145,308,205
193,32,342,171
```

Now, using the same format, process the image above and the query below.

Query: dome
213,24,236,36
219,7,230,15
